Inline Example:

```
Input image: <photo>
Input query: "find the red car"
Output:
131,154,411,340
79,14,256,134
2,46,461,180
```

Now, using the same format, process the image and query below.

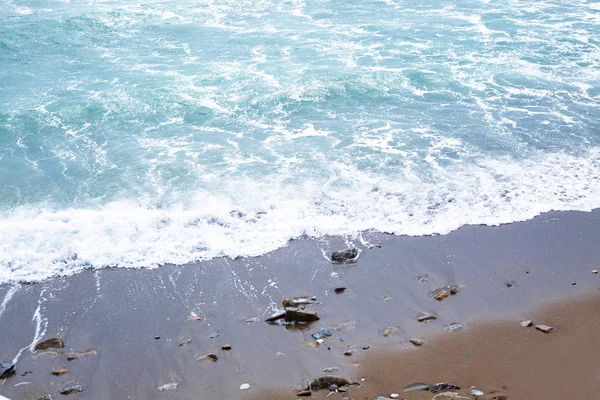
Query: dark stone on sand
334,287,347,294
222,344,232,350
297,391,312,396
323,366,340,373
432,383,461,393
403,383,430,392
535,324,555,333
329,384,339,391
571,282,577,285
309,376,350,391
285,308,320,323
0,361,15,379
35,337,65,351
417,313,437,322
343,349,356,356
265,311,286,322
362,345,370,350
60,383,83,395
505,280,517,288
312,328,332,340
51,367,70,376
331,248,358,263
154,336,160,340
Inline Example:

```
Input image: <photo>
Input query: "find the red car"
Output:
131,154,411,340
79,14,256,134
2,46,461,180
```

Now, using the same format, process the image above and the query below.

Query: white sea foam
1,148,600,284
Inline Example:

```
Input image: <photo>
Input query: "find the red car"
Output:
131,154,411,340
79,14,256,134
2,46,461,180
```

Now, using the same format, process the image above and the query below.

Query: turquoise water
1,0,599,283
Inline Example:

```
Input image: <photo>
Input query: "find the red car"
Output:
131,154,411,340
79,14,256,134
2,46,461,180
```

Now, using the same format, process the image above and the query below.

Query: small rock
535,324,555,333
505,280,517,288
285,308,320,323
222,344,232,350
329,384,339,391
362,345,370,350
157,383,179,391
571,282,577,286
434,291,450,301
445,323,464,332
450,287,459,295
34,351,59,359
323,367,340,373
593,270,598,274
60,383,83,395
390,395,400,399
240,383,250,390
178,338,191,346
520,320,533,328
297,391,312,396
67,350,97,361
35,338,65,351
316,339,325,345
469,386,484,397
383,328,398,337
417,313,437,322
154,336,161,340
186,315,203,321
343,349,356,356
312,328,333,340
38,394,55,400
208,332,219,339
309,376,350,391
334,287,347,294
432,383,461,393
201,353,218,362
331,248,358,263
403,383,430,392
0,361,15,379
376,397,393,400
51,367,70,376
408,339,424,347
265,311,286,322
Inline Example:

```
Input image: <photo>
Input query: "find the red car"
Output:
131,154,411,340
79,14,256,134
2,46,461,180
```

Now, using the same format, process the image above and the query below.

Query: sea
1,0,599,283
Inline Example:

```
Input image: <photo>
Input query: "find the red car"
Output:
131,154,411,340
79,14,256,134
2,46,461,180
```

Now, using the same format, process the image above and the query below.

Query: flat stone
520,320,533,328
334,287,347,294
297,391,312,396
403,383,430,392
329,384,339,391
285,308,320,323
157,383,179,391
408,338,424,346
535,324,555,333
222,344,232,350
51,367,70,376
0,361,15,379
265,311,286,322
390,394,400,398
35,338,65,351
343,349,356,356
383,328,398,337
417,313,437,322
67,350,97,361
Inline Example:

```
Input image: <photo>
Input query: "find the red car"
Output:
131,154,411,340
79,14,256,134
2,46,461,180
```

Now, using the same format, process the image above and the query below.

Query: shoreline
1,208,599,399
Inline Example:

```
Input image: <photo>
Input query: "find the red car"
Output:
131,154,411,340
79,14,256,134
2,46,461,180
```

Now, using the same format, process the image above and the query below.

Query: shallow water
1,0,599,282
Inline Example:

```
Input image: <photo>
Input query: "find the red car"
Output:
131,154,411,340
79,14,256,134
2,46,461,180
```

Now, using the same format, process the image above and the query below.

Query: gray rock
403,383,430,392
470,386,485,397
408,339,424,346
331,248,358,263
0,361,15,379
60,383,83,395
329,384,339,391
417,313,437,322
312,328,333,340
35,337,65,351
535,324,555,333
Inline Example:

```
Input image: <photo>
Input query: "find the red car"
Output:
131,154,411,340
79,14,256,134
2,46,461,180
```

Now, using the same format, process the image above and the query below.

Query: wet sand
0,209,599,399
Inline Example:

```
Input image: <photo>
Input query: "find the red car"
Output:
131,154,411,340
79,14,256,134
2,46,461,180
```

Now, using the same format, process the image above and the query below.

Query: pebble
535,324,556,333
434,291,450,301
571,282,577,285
157,383,179,391
208,332,219,339
323,367,340,373
34,338,65,351
51,367,70,376
505,280,517,288
417,314,437,322
222,344,232,350
67,350,97,361
432,383,461,393
383,328,398,337
470,386,484,397
297,391,312,396
60,383,83,395
0,361,15,379
334,287,347,294
186,315,203,321
520,320,533,328
37,394,55,400
331,248,358,263
403,383,430,392
593,270,598,274
316,339,325,345
390,394,400,398
362,345,370,350
240,383,251,390
408,339,424,347
445,323,464,332
343,349,356,356
312,328,333,340
329,384,339,391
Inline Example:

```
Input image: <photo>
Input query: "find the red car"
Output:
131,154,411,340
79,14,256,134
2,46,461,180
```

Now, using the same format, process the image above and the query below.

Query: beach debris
285,308,320,323
331,248,358,264
362,345,370,350
297,391,312,396
409,338,424,347
157,383,179,391
0,361,15,379
343,349,356,356
67,350,97,361
469,386,484,397
520,320,533,328
35,337,64,351
432,383,461,393
312,328,333,340
207,332,219,339
309,376,350,391
222,344,232,350
240,383,251,390
417,313,437,322
51,367,70,376
334,287,347,294
535,324,555,333
445,323,464,332
60,381,83,395
403,383,430,392
329,384,339,391
504,280,517,289
383,327,398,337
37,394,55,400
323,367,340,373
593,270,598,274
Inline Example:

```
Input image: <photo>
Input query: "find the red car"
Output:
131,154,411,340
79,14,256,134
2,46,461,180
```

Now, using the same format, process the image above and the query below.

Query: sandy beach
1,209,599,399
